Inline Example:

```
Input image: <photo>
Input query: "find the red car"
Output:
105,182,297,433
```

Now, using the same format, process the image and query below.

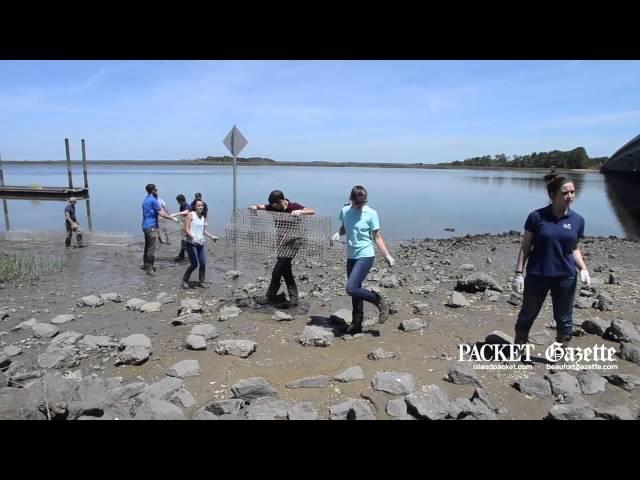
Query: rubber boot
256,280,280,305
374,292,389,324
182,271,191,289
197,267,207,288
286,282,299,307
346,312,364,335
76,233,83,248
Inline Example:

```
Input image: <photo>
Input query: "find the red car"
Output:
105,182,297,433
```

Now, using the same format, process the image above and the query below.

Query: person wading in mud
64,197,83,248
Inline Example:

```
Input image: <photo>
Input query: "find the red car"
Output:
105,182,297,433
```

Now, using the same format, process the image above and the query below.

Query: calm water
1,164,639,240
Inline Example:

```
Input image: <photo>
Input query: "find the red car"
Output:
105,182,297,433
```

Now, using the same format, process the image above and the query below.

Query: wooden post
85,198,93,232
65,138,73,189
81,139,89,189
0,153,10,231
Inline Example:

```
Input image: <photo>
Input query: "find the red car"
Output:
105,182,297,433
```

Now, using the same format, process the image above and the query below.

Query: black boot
182,271,191,289
346,312,364,335
286,282,299,307
514,329,529,345
374,292,389,324
144,263,155,276
174,240,186,261
256,280,280,305
197,268,207,288
556,334,572,348
76,233,83,248
65,236,71,248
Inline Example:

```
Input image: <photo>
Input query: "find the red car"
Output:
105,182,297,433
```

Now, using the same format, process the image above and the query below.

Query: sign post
223,125,248,270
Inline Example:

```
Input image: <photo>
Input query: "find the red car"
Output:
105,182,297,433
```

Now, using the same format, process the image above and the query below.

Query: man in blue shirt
142,184,174,276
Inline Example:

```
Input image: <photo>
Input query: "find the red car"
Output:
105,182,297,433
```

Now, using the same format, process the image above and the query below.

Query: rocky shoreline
1,232,639,420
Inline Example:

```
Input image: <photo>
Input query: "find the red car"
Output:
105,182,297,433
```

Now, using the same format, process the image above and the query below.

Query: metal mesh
225,209,331,260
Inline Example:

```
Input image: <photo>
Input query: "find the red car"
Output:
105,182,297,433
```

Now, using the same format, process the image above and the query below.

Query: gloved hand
249,205,258,210
331,232,341,242
384,254,395,267
172,216,180,223
580,269,591,286
291,210,303,216
513,273,524,294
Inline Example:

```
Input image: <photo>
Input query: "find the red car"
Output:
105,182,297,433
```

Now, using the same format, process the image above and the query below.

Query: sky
1,60,639,162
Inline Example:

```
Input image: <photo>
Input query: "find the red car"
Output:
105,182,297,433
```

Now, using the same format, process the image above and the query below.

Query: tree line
441,147,607,169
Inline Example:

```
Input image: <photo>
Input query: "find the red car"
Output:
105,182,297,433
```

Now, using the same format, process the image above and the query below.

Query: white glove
331,232,341,242
384,254,395,267
249,205,258,210
580,269,591,286
172,216,180,223
291,210,303,216
513,274,524,294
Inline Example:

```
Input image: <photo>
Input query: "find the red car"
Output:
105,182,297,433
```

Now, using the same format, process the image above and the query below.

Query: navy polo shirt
525,205,585,277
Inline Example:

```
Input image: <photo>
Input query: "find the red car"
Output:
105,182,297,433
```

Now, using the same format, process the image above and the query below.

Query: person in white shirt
182,199,218,289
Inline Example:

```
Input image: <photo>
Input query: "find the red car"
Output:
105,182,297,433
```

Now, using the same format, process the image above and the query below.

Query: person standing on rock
141,184,177,276
250,189,315,307
172,194,192,262
64,197,83,248
181,199,218,289
331,185,395,334
512,174,591,348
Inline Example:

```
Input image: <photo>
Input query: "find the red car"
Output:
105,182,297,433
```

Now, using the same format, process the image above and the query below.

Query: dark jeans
346,257,377,314
184,241,206,280
269,257,297,294
515,274,577,338
143,227,157,268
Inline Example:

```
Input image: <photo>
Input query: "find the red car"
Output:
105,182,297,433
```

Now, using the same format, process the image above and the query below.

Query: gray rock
605,319,640,343
139,302,162,313
218,306,241,321
482,289,501,302
3,345,22,357
140,377,184,401
515,376,552,398
446,291,470,308
456,272,502,293
32,322,59,339
50,314,75,325
120,334,152,350
581,318,611,336
405,385,450,420
471,388,495,411
155,292,175,304
329,309,352,326
99,292,123,303
0,353,11,370
48,330,84,349
167,359,200,379
333,366,364,383
170,388,197,409
77,295,104,308
186,334,207,350
594,293,614,312
574,297,593,309
367,348,396,360
285,375,331,389
218,414,245,420
386,398,408,417
372,371,415,395
171,313,203,325
379,275,400,288
400,318,427,332
204,398,244,416
447,362,482,387
288,402,319,420
135,399,185,420
508,292,523,306
529,330,554,345
299,326,334,347
178,298,205,316
0,371,7,388
11,318,37,331
459,264,475,271
605,374,640,391
546,372,581,396
231,377,278,401
192,409,218,420
224,270,241,280
37,347,78,369
214,339,257,358
484,330,514,345
410,284,437,295
449,397,497,420
577,372,607,395
78,335,116,349
246,396,289,420
546,403,595,420
329,399,376,420
115,346,151,366
272,311,293,321
594,405,634,420
412,303,431,315
190,324,219,339
125,298,147,311
618,343,640,365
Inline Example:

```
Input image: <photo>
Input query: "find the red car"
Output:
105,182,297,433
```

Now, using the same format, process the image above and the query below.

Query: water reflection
464,172,586,199
1,196,94,233
604,174,640,239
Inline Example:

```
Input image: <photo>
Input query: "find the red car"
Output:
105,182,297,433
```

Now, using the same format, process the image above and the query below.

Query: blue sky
1,60,639,162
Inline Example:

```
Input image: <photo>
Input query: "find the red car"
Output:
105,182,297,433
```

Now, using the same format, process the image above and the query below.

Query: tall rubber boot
346,312,364,335
197,267,207,288
374,292,389,324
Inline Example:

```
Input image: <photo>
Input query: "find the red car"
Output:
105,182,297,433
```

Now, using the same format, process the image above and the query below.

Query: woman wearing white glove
337,185,393,334
182,200,218,289
513,174,589,348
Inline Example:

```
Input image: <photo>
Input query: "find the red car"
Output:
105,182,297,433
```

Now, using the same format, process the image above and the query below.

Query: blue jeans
515,274,577,338
184,242,206,280
346,257,377,314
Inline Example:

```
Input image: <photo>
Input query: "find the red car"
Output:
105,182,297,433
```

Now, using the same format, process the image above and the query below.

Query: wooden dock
0,185,88,200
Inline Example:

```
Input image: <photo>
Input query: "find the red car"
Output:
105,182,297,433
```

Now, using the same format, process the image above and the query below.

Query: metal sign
223,125,248,157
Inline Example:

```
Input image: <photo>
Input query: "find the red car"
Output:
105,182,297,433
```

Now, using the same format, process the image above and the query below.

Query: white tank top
188,211,206,243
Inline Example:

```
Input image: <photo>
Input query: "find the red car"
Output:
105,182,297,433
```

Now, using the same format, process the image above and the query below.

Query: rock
386,398,408,417
246,396,289,420
37,347,78,369
459,264,475,271
410,284,437,295
50,314,75,325
115,346,151,366
605,374,640,391
170,388,197,409
77,295,104,308
581,318,611,336
456,272,502,293
192,409,218,420
0,371,7,388
140,377,184,401
329,399,376,420
594,293,614,311
529,330,554,345
605,319,640,343
447,362,482,387
218,306,241,321
329,309,352,326
379,275,400,288
167,359,200,379
78,335,116,349
412,303,431,315
446,291,470,308
574,297,593,309
482,289,501,302
484,331,514,345
139,302,162,313
32,322,59,339
471,388,495,411
224,270,241,280
372,371,415,395
405,385,450,420
190,324,219,339
449,397,497,420
186,335,207,350
99,293,123,303
285,375,331,389
577,372,607,395
135,399,185,420
299,326,334,347
231,377,278,401
205,399,244,416
272,311,293,321
618,343,640,365
515,376,553,398
214,340,257,358
11,318,37,331
400,318,427,332
0,353,11,369
546,372,581,396
288,402,319,420
594,405,634,420
178,298,205,316
368,348,396,360
508,292,523,306
172,313,203,326
125,298,147,311
48,330,84,349
546,403,595,420
3,345,22,357
120,334,152,350
333,366,364,383
155,292,175,304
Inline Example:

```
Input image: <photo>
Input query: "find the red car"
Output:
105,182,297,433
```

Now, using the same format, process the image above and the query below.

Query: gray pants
143,227,157,270
65,221,83,247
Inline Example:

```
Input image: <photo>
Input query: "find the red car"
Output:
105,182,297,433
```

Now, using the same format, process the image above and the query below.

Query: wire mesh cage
225,209,331,260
